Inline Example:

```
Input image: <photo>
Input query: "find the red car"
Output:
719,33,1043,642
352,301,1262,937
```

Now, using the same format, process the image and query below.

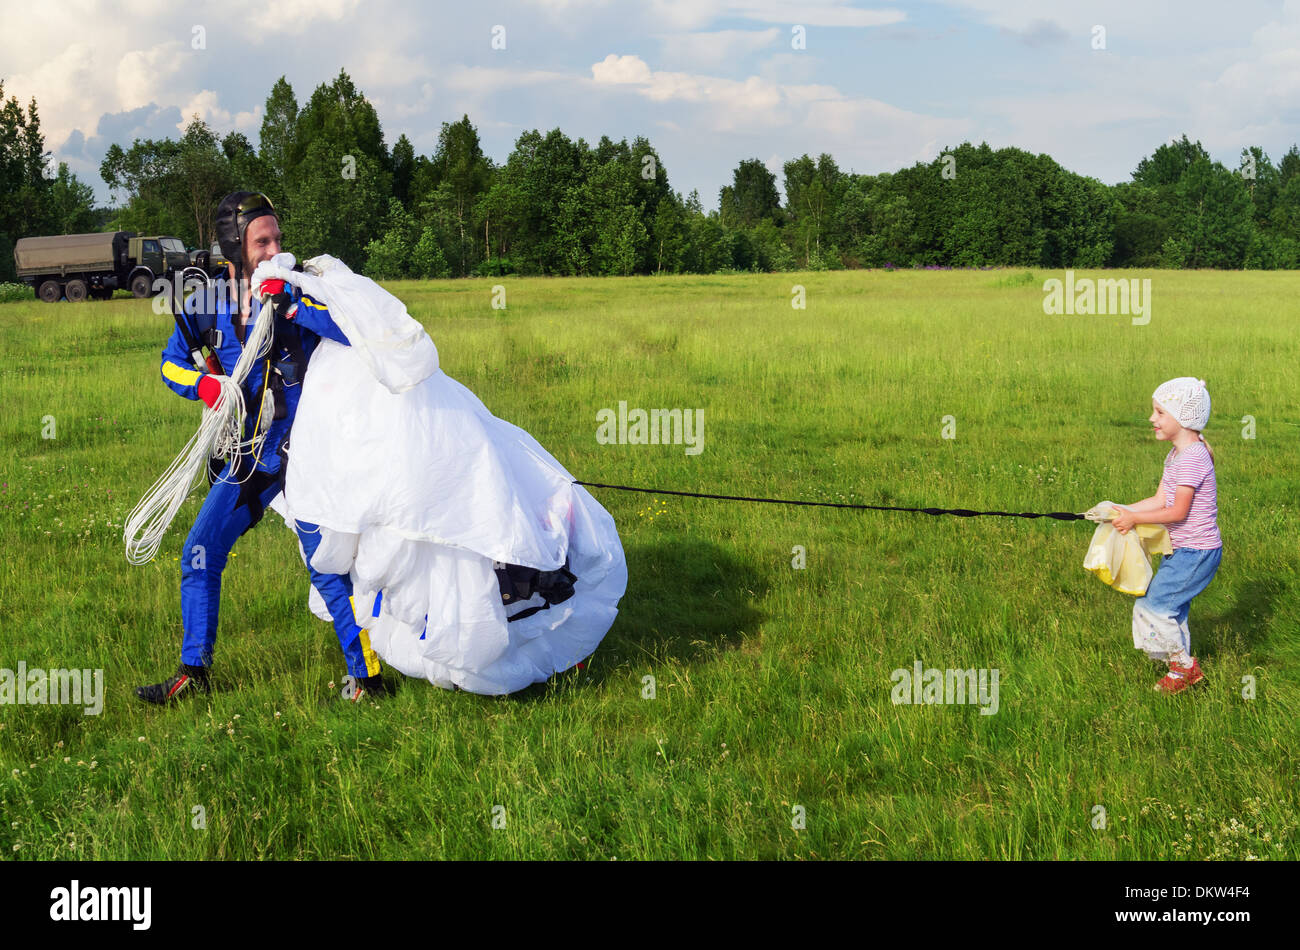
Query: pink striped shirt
1159,441,1221,549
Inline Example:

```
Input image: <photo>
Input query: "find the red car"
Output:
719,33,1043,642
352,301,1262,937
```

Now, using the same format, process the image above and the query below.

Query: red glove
255,278,297,321
196,374,223,410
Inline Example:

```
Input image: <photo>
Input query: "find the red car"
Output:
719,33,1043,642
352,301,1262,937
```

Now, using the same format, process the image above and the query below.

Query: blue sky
5,0,1298,210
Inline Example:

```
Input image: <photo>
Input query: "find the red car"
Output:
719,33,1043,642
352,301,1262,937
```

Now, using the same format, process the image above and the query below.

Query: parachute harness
124,295,278,565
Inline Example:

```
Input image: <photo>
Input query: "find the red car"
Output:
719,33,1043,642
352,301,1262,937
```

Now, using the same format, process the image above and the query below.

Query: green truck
189,240,232,279
14,232,190,302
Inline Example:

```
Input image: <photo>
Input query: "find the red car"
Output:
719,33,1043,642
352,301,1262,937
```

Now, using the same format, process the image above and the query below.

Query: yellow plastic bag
1083,507,1172,596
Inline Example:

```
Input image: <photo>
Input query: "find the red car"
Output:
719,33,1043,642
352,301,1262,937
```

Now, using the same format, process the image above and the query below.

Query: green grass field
1,268,1297,860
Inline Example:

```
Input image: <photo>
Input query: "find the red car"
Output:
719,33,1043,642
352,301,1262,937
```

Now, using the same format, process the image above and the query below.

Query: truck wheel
130,273,153,298
38,280,63,303
65,279,89,303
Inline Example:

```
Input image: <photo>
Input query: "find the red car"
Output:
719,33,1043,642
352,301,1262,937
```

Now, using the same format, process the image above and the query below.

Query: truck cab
139,236,190,276
120,235,188,297
190,241,232,278
128,237,166,286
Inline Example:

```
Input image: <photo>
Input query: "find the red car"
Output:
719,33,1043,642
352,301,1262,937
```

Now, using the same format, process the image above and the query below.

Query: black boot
345,672,391,702
136,663,212,705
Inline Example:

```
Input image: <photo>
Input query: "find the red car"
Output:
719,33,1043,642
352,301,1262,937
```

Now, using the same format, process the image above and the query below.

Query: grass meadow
0,267,1296,860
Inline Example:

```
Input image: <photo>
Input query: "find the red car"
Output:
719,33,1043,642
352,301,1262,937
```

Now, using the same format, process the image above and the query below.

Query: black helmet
214,191,277,266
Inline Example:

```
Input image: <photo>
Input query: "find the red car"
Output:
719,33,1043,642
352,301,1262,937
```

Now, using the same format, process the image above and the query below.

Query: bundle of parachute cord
123,291,279,566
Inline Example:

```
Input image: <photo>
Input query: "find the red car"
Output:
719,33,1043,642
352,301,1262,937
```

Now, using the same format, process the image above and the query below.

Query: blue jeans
1132,546,1222,660
179,460,381,678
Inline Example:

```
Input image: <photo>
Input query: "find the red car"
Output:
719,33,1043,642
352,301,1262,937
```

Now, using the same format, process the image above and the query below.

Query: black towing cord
572,480,1085,521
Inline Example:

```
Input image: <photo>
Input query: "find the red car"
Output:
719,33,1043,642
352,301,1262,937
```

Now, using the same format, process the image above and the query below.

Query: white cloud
175,91,263,136
235,110,261,134
933,0,1164,33
230,0,363,37
177,90,224,131
934,0,1278,47
1000,19,1070,47
116,42,187,112
529,0,612,10
590,53,971,171
657,28,781,67
757,51,821,83
5,42,104,148
442,65,576,94
731,1,905,27
1210,4,1300,102
4,0,1296,210
594,55,832,122
373,82,438,120
350,48,436,89
645,0,905,30
592,54,655,84
927,0,1300,178
0,0,359,153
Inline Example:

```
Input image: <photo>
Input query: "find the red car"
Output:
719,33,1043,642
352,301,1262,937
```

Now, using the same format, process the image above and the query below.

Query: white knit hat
1153,377,1211,431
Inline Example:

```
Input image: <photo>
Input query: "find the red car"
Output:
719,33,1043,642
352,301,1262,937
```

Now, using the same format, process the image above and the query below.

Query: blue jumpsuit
159,283,382,679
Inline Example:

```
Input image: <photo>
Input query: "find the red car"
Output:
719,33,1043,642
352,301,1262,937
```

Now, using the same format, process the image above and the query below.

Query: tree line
0,80,100,280
2,70,1298,283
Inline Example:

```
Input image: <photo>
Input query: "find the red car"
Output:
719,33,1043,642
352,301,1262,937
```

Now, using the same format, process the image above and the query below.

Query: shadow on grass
1198,576,1285,659
509,538,769,702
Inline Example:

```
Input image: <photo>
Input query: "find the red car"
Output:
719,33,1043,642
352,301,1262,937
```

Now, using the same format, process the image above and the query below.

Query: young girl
1112,377,1221,693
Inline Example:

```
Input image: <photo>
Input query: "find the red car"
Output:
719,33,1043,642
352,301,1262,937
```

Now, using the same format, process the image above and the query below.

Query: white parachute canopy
263,254,627,694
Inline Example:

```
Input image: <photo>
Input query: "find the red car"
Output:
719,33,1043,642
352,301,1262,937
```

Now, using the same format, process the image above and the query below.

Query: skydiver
136,191,389,705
